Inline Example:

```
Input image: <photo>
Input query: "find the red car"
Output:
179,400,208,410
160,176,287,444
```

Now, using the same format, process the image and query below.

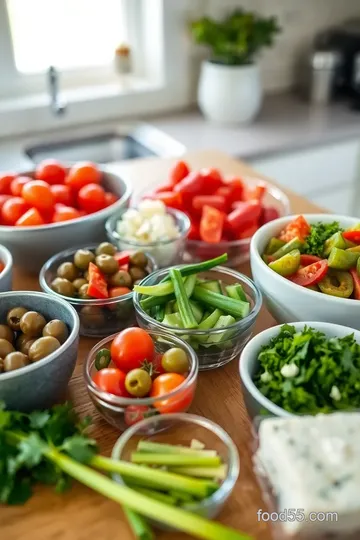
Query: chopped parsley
303,221,342,257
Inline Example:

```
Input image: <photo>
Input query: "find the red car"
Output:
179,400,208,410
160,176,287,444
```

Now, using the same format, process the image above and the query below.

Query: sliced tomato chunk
300,254,322,266
226,201,261,233
87,262,108,299
246,183,266,202
169,161,190,186
279,215,311,243
146,191,183,211
289,260,328,287
350,268,360,300
343,230,360,244
192,195,226,213
199,205,225,243
226,177,244,203
114,251,131,266
260,207,280,225
188,222,200,240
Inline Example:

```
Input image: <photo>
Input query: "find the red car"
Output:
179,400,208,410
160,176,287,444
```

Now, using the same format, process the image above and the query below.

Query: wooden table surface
0,150,323,540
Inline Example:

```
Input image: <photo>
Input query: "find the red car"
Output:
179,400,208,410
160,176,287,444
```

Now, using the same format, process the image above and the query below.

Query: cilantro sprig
303,221,342,257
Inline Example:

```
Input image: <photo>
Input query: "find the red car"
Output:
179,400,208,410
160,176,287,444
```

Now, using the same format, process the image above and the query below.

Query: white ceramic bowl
250,214,360,330
239,321,360,419
0,244,12,292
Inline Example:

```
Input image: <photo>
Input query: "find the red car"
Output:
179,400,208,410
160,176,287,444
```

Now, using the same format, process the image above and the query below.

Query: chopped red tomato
246,183,266,202
343,230,360,244
300,254,322,266
279,215,311,243
188,222,200,240
87,262,108,299
15,207,45,226
192,195,226,213
199,168,223,194
199,205,225,243
289,260,328,287
214,186,232,206
238,222,259,239
174,171,205,196
146,191,183,211
114,251,131,266
226,201,261,233
350,268,360,300
154,183,175,194
227,177,244,202
260,207,280,225
169,161,190,186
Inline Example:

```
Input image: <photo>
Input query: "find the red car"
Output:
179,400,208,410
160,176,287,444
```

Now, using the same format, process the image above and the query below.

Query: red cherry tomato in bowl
110,328,155,373
78,183,106,213
52,205,82,223
289,259,328,287
35,159,67,184
0,173,16,195
150,373,192,413
10,176,32,197
124,405,152,426
1,197,29,225
65,162,102,192
50,184,74,206
92,368,129,397
22,180,54,212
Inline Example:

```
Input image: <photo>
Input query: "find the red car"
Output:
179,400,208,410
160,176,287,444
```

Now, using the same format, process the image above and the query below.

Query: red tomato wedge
174,172,205,196
226,201,261,233
260,207,280,225
114,251,131,266
279,215,311,243
87,262,108,299
199,168,223,194
343,230,360,244
192,195,226,212
0,262,5,273
199,205,225,243
169,161,190,186
350,269,360,300
147,191,183,211
289,260,328,287
300,254,322,266
246,183,266,202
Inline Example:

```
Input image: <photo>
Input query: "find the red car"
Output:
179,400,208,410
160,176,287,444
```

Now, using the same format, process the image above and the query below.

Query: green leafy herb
255,324,360,414
303,221,342,257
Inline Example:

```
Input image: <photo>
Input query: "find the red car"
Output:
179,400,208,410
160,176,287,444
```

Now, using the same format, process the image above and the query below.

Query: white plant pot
198,61,263,124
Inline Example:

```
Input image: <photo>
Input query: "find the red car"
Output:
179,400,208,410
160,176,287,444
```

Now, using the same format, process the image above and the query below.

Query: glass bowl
39,244,157,338
84,331,198,431
111,412,240,528
184,178,290,267
133,266,262,370
105,207,191,268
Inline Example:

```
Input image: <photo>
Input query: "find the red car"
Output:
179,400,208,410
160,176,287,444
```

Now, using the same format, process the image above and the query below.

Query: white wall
185,0,360,98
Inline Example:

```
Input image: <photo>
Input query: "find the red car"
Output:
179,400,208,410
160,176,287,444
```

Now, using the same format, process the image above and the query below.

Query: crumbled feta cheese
260,371,272,383
330,385,341,401
280,363,299,378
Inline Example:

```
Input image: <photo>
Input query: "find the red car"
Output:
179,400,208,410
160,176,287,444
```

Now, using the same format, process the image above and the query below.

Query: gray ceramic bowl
0,244,12,292
0,167,132,273
239,321,360,420
0,291,80,411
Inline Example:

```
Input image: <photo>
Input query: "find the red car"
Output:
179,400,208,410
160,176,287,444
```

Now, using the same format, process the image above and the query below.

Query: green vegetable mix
303,221,342,257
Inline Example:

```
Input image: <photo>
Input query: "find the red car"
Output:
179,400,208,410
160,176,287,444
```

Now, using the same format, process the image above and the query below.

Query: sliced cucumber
198,280,223,295
206,315,236,344
226,284,247,303
188,300,204,324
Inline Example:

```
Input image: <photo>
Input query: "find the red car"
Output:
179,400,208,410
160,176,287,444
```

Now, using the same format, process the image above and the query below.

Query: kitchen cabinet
251,138,360,216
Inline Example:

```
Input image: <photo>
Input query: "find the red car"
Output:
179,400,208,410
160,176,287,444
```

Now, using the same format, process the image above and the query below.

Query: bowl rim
251,213,360,305
106,207,191,248
239,320,360,417
111,412,240,512
0,290,79,381
39,244,158,306
0,244,12,283
0,166,132,233
133,265,262,335
84,330,199,406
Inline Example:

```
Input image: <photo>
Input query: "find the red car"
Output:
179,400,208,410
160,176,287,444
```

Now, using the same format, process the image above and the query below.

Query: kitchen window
0,0,190,138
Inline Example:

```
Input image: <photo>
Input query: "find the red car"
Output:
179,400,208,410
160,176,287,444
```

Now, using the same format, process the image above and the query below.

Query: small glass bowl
39,245,157,338
184,179,290,267
84,331,199,431
134,266,262,370
105,207,191,268
111,412,240,528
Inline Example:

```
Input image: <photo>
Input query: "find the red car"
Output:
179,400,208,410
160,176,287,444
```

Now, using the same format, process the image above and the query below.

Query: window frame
0,0,190,138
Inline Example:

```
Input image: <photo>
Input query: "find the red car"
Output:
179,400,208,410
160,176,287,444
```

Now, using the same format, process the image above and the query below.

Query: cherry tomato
104,192,119,207
110,328,154,373
10,176,32,197
22,180,54,212
50,184,74,206
343,230,360,244
108,286,131,298
78,183,106,213
0,173,15,195
169,160,190,186
279,215,311,243
66,162,102,192
15,207,45,226
0,261,4,273
35,159,67,184
0,195,11,215
150,373,192,413
124,405,151,427
52,205,82,223
92,368,130,397
1,197,29,225
289,260,328,287
142,353,166,379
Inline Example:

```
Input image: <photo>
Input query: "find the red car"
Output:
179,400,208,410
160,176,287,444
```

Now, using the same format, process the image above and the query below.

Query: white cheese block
255,413,360,537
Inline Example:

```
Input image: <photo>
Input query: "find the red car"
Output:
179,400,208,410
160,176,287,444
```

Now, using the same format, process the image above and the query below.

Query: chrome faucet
48,66,66,116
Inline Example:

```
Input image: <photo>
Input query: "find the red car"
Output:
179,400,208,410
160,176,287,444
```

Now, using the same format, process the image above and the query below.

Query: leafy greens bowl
239,321,360,420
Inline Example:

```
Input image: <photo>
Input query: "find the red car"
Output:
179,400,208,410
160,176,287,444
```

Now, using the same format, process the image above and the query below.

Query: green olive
28,336,61,362
0,324,14,343
108,270,132,288
95,348,111,370
74,249,95,270
51,277,76,297
130,251,148,269
95,254,118,274
73,278,88,290
161,348,189,374
4,352,29,372
6,307,28,331
57,261,80,281
80,306,106,328
78,283,90,299
125,368,152,397
16,334,36,355
42,320,68,344
0,338,15,358
0,358,4,373
129,267,147,282
20,311,47,337
95,242,116,256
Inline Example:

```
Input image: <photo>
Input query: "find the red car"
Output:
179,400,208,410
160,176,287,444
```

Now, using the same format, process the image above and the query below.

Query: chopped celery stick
184,273,197,297
191,439,205,450
131,486,177,506
198,280,223,294
170,268,198,329
131,453,221,467
192,286,250,319
189,300,204,323
226,284,247,303
161,254,228,283
123,507,154,540
165,301,175,315
140,294,173,310
154,305,165,321
193,309,223,343
206,315,236,345
170,490,196,503
162,313,183,328
135,281,177,296
201,310,211,322
137,441,217,457
169,465,228,481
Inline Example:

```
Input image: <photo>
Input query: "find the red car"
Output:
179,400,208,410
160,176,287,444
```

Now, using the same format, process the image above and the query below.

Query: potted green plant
190,9,281,124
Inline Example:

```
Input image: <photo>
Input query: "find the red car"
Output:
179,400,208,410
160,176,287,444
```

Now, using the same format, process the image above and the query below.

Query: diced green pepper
268,249,301,277
264,237,286,255
307,284,319,292
346,245,360,253
328,247,360,270
272,237,304,260
318,270,354,298
357,258,360,276
323,232,347,256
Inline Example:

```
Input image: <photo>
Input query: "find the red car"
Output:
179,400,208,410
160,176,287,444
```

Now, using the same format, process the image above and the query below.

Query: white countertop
1,93,360,171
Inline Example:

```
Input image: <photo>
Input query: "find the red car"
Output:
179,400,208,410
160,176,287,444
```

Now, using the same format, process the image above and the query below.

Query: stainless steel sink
25,123,185,164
